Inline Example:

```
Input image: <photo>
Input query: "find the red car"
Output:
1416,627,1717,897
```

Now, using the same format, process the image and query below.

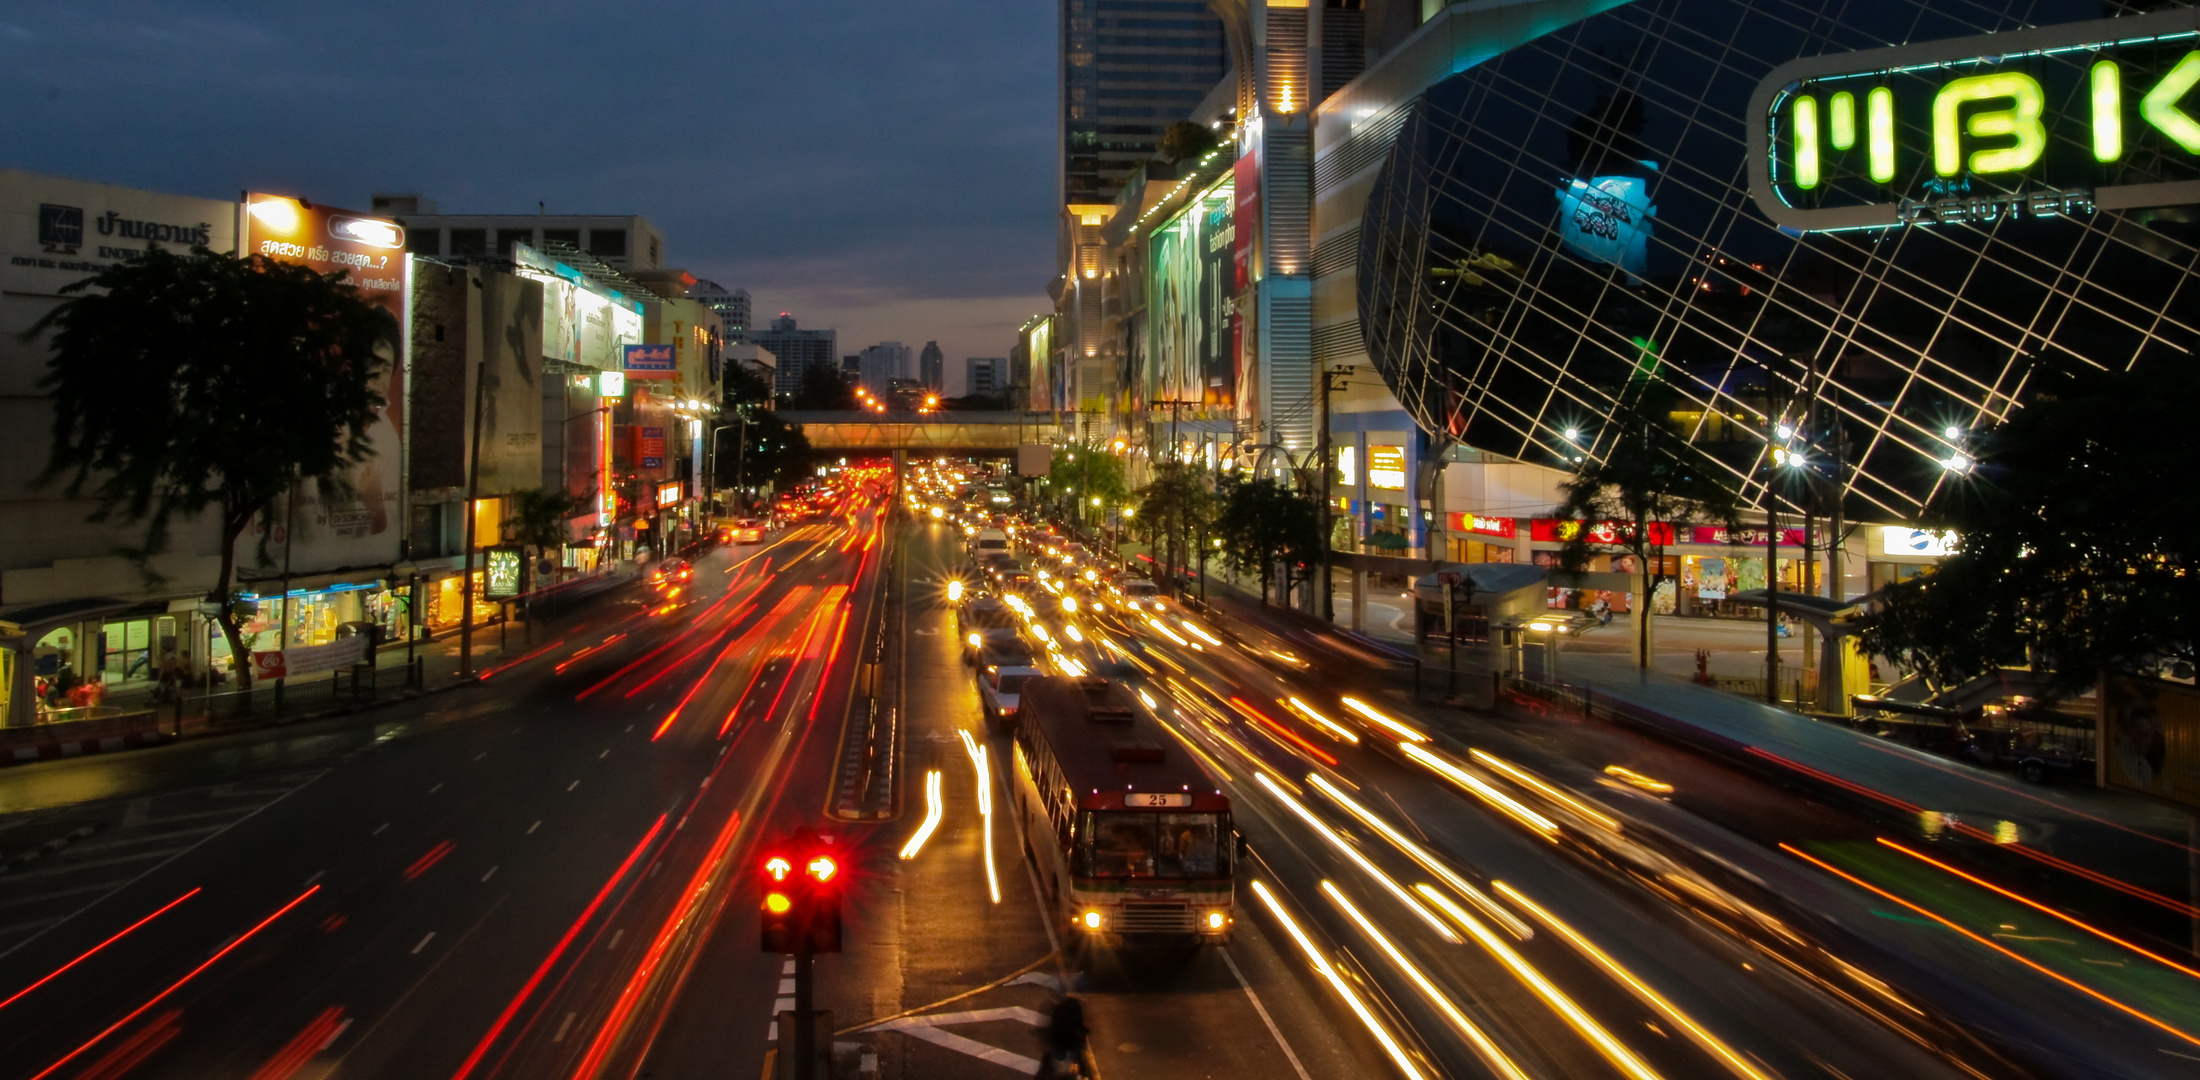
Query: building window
406,228,441,256
589,229,627,258
542,228,579,250
499,228,533,255
448,228,487,257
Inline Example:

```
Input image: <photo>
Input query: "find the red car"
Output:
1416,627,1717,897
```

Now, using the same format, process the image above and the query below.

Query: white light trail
899,769,944,860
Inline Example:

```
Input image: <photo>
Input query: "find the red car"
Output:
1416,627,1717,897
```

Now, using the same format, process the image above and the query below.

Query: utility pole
1764,374,1784,706
1316,366,1353,622
460,352,488,680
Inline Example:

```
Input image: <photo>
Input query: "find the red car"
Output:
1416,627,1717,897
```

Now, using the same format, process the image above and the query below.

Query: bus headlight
967,633,982,649
1205,911,1228,930
1081,909,1104,931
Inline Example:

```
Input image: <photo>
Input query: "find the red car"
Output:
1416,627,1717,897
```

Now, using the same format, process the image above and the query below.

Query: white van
974,528,1010,554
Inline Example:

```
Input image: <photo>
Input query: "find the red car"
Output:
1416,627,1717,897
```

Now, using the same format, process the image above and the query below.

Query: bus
1007,676,1235,947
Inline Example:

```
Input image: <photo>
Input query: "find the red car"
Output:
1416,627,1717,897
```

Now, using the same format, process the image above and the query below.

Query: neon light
1792,96,1820,188
1932,72,2045,175
2092,60,2123,161
1868,87,1896,182
1829,90,1855,150
2141,50,2200,153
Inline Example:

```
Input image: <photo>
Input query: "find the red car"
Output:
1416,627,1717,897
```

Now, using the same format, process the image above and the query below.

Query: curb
6,728,173,765
0,678,478,770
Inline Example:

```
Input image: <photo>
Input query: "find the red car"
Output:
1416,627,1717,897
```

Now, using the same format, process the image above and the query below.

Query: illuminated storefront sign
1447,513,1517,539
657,482,684,506
1690,525,1808,547
1748,8,2200,232
484,548,523,599
1366,445,1407,490
623,343,676,378
1880,526,1959,557
1531,519,1677,546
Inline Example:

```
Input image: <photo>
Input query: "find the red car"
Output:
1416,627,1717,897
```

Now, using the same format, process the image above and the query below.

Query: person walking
1043,996,1089,1078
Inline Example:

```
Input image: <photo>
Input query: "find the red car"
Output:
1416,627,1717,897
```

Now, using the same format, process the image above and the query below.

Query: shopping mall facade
1043,0,2198,618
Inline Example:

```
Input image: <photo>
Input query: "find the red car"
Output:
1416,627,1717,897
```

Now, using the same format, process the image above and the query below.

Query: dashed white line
411,932,436,955
429,783,444,794
304,871,326,887
566,780,580,792
782,958,795,975
474,752,488,761
554,1012,577,1042
624,724,635,733
599,749,610,759
608,929,626,950
480,866,498,883
777,978,796,994
527,821,542,835
372,822,390,836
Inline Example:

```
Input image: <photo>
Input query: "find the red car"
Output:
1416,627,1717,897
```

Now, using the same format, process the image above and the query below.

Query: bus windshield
1078,812,1230,879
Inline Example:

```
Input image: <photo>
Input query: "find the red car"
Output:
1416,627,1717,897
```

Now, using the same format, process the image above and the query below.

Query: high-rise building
752,313,837,398
687,280,751,343
857,342,913,399
918,341,944,392
966,358,1007,398
1059,0,1229,206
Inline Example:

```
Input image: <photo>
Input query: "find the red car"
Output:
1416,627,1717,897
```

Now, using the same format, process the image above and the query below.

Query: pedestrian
1593,596,1612,626
1044,996,1088,1078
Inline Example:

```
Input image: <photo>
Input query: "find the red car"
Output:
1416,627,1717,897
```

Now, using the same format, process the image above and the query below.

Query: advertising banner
514,243,643,369
1880,526,1959,557
1532,519,1678,546
623,343,676,378
1148,173,1239,411
485,548,523,599
1690,525,1808,547
1555,176,1656,280
2103,675,2200,809
637,426,666,470
1447,513,1517,538
249,636,368,682
243,194,409,572
3,171,237,297
1367,446,1407,490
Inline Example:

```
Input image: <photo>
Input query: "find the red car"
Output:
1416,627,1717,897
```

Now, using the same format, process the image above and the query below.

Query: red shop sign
1447,512,1516,538
1690,525,1808,546
1530,519,1677,546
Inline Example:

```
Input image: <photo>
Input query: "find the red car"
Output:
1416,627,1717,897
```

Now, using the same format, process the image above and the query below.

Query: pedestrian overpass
778,411,1052,456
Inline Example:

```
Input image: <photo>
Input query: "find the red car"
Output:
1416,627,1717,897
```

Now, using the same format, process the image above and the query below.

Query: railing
168,657,428,728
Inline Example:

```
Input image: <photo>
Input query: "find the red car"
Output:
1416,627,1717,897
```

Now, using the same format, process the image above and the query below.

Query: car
1112,577,1163,612
978,664,1044,730
731,518,765,543
649,558,693,590
958,595,1024,663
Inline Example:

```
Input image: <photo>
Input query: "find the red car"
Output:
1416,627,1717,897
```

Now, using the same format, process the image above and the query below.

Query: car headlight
967,633,982,648
1081,909,1104,930
1206,911,1228,930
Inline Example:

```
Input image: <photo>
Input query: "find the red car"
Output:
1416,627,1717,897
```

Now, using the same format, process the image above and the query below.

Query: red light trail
0,887,200,1014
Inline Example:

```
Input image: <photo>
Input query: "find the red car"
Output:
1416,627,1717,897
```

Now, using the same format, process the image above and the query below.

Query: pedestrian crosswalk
0,770,327,958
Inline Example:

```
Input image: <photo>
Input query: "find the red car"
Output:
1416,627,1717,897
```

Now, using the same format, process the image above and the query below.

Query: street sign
622,343,676,379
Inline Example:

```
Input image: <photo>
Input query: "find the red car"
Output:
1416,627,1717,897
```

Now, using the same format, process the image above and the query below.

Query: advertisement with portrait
1147,174,1238,412
243,193,409,571
2103,675,2200,809
514,243,643,370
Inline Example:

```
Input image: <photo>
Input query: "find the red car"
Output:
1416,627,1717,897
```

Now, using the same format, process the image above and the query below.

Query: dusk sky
0,1,1058,394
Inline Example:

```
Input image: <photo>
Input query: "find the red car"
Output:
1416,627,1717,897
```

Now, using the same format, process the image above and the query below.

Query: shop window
449,228,487,257
588,229,627,258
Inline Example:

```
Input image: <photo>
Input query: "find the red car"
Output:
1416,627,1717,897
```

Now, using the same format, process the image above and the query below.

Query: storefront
1443,513,1517,564
208,580,401,674
1868,526,1957,592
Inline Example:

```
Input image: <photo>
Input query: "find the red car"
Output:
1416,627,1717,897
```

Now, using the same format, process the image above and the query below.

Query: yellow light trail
1306,774,1532,940
1494,882,1769,1080
899,770,945,860
1401,743,1559,837
1251,880,1429,1080
1470,749,1619,833
959,730,1002,904
1603,765,1674,794
1286,697,1360,744
1340,697,1428,742
1319,881,1533,1080
1146,617,1191,646
1181,619,1223,646
1413,885,1663,1080
1252,773,1460,944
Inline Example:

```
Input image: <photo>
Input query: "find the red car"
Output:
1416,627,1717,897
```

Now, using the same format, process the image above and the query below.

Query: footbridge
777,411,1054,455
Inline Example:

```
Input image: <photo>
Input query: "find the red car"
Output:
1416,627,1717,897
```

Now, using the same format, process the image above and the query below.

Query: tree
1157,120,1219,163
787,362,856,410
1553,383,1741,669
720,365,811,503
1134,461,1219,595
1216,475,1323,606
1859,364,2200,697
1050,444,1127,531
31,245,396,688
504,487,591,578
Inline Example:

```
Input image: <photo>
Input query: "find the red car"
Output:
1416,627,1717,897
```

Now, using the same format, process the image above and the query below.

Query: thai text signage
1531,519,1677,546
623,343,676,378
1748,9,2200,232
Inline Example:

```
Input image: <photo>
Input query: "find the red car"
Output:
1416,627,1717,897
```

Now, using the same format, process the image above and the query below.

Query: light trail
1252,773,1459,943
1781,843,2200,1051
655,615,779,741
1469,750,1619,832
1494,882,1769,1080
1251,880,1429,1080
1412,885,1664,1080
1306,774,1531,940
30,885,320,1080
450,815,666,1080
0,887,200,1013
1339,696,1428,742
1285,697,1360,744
1228,697,1339,768
1876,837,2200,981
477,637,567,680
1602,765,1674,794
246,1006,347,1080
900,770,946,859
959,729,1002,903
1318,881,1533,1080
554,633,626,674
1145,616,1191,646
622,627,733,699
1400,743,1559,838
1180,619,1222,645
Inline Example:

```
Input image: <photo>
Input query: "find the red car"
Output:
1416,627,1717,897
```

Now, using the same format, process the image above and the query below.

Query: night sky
0,1,1057,393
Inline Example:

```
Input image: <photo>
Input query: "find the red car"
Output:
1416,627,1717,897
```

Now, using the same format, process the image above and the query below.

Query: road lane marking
777,978,795,994
527,821,541,834
304,871,325,887
475,753,488,761
862,1009,1050,1074
599,749,610,759
411,932,436,955
567,781,580,792
372,823,390,836
1220,948,1313,1080
430,783,444,794
554,1012,576,1042
608,929,625,950
480,866,497,883
782,959,795,975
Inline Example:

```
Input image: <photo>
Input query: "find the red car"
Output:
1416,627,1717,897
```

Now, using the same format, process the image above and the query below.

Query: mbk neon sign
1747,9,2200,232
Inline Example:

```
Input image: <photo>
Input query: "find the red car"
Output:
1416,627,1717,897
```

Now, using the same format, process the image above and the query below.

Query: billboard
1556,175,1656,280
624,343,676,378
1147,173,1238,411
514,243,643,369
2103,675,2200,809
243,193,409,571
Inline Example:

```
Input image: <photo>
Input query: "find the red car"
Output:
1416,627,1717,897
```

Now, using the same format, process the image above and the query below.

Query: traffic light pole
793,942,816,1080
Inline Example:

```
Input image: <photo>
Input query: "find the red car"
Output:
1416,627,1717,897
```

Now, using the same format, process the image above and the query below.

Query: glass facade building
1356,0,2199,524
1061,0,1231,205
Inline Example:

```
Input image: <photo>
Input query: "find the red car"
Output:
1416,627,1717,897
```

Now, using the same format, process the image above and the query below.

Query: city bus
1007,676,1234,947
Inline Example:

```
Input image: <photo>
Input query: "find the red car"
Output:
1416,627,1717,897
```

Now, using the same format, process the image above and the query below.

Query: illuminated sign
1367,445,1407,490
1531,519,1677,546
1447,513,1517,539
1881,526,1959,558
1748,9,2200,232
623,343,676,378
1555,176,1655,279
597,370,626,398
484,548,523,599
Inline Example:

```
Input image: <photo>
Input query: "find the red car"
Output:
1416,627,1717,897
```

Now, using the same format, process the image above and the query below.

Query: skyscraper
752,313,836,399
966,358,1007,398
1059,0,1229,206
918,341,944,392
687,280,750,343
858,342,913,398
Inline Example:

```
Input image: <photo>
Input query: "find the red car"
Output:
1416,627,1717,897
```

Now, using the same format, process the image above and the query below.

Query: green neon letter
1868,86,1895,183
2141,50,2200,154
1932,72,2045,176
1829,91,1856,150
2092,60,2123,162
1793,95,1820,189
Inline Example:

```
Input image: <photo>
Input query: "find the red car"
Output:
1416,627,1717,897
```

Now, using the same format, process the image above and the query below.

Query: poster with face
243,194,409,571
1147,174,1238,412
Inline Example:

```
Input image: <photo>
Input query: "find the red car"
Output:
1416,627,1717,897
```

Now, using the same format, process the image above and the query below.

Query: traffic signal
758,828,843,954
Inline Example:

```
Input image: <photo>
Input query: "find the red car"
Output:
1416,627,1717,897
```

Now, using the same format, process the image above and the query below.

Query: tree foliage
30,245,396,686
1554,383,1742,667
1157,120,1219,163
504,487,591,562
786,362,855,410
1050,444,1128,529
1134,461,1219,595
721,364,811,503
1216,475,1323,605
1859,364,2200,696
